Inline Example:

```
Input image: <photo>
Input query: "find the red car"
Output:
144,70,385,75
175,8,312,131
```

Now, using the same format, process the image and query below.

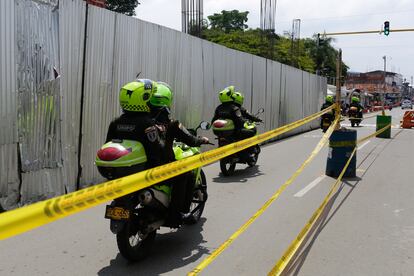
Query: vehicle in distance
401,100,413,109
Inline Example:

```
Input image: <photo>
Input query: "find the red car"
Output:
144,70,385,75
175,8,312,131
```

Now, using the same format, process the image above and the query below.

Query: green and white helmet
119,79,157,112
325,95,334,104
150,82,173,108
233,91,244,105
219,86,235,103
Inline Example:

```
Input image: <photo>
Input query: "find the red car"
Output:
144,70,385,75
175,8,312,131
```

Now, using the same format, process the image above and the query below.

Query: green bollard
376,115,392,138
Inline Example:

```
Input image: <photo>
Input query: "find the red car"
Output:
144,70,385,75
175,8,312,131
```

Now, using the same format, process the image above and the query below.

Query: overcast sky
136,0,414,83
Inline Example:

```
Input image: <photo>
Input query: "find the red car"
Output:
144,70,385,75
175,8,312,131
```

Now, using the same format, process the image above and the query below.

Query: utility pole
382,55,387,115
336,49,342,127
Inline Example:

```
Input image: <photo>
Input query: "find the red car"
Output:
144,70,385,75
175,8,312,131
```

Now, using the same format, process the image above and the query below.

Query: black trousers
170,172,193,214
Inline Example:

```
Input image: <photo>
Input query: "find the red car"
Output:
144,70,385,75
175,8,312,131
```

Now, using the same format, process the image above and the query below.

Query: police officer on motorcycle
106,79,166,168
232,91,262,139
149,81,209,225
320,95,335,129
105,79,168,211
350,96,364,118
211,86,246,136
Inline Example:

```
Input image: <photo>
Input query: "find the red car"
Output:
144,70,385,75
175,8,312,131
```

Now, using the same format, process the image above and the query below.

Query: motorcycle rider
349,96,364,118
105,79,168,211
232,91,262,139
320,95,335,128
149,81,209,225
211,86,246,136
106,79,165,168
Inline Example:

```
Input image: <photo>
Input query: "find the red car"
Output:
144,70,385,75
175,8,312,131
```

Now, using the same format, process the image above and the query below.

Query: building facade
345,70,403,94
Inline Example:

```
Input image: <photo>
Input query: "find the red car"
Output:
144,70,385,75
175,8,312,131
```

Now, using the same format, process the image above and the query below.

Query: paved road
1,108,413,276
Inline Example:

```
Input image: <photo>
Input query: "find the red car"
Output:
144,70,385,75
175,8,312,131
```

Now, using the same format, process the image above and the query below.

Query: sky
136,0,414,83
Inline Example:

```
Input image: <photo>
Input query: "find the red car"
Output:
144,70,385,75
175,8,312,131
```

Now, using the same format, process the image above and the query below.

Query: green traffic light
384,21,390,36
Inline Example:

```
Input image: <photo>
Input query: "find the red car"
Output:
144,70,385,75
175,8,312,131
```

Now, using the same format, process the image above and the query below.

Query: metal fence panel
184,35,205,127
200,40,216,124
251,57,267,134
20,168,64,203
79,6,116,185
0,0,17,146
265,60,282,131
0,144,19,209
59,0,86,192
15,0,62,172
0,0,20,209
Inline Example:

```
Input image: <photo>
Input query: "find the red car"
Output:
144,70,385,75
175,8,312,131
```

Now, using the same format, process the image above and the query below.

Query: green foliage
208,10,249,33
106,0,140,16
201,10,348,78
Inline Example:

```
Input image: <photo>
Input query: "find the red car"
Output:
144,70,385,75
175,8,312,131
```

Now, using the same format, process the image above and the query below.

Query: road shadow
97,218,209,276
212,165,265,183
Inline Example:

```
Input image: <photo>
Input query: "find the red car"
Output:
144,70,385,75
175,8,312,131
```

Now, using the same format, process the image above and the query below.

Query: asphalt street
0,108,413,276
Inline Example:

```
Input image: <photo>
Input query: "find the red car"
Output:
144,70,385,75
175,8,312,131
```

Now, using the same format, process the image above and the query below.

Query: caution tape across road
267,122,393,276
187,115,341,276
0,106,336,240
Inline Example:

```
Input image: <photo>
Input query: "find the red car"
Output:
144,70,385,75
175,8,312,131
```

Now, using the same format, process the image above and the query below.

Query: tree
304,36,348,84
106,0,140,16
201,10,348,77
207,10,249,33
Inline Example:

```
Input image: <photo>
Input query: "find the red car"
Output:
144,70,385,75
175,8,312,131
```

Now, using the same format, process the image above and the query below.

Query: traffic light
384,21,390,36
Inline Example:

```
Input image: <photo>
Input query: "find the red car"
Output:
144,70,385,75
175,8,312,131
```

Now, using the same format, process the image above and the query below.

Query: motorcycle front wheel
220,159,236,176
116,220,156,261
186,170,208,224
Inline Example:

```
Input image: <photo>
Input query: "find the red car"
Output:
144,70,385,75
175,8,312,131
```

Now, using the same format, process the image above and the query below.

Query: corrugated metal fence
0,0,326,208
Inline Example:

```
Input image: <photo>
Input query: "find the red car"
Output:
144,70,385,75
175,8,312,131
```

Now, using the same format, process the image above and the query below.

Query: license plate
105,206,130,220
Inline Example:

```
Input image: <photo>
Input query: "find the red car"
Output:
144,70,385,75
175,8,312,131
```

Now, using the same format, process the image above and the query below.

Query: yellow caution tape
0,106,336,240
268,146,357,276
187,115,341,276
268,123,393,276
357,123,391,144
329,141,356,148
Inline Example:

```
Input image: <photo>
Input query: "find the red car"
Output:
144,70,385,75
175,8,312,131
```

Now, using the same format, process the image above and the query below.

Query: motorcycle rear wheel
220,159,236,176
247,146,260,167
116,220,156,261
186,170,208,224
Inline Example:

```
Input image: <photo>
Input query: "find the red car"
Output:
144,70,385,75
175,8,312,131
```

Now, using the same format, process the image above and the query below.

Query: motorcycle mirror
257,108,265,114
199,121,211,130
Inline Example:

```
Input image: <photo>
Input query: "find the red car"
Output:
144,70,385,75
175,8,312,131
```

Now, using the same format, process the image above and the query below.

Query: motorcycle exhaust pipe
139,190,153,206
138,189,169,209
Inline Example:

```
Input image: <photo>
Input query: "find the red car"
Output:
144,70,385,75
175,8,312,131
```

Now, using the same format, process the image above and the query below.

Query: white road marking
358,140,371,150
294,175,326,197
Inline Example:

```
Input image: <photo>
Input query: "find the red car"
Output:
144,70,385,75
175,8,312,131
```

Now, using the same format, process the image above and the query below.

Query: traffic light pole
382,56,387,115
321,28,414,36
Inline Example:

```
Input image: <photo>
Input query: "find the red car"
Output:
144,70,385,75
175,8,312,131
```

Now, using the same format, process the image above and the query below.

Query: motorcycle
95,121,210,261
212,108,264,176
348,106,362,127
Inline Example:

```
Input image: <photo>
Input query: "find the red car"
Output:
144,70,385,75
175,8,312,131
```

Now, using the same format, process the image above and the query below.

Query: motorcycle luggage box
212,119,235,137
96,140,147,179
